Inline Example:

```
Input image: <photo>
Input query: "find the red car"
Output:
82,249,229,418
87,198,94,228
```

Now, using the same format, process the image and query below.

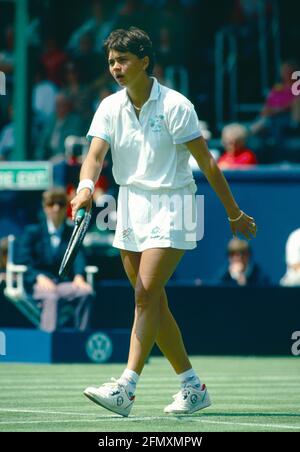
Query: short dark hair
103,27,155,75
42,187,67,207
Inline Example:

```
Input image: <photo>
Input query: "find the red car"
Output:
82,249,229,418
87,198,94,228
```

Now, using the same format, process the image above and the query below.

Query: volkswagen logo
85,332,113,363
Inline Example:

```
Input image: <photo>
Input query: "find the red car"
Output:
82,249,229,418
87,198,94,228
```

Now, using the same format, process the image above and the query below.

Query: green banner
0,162,53,190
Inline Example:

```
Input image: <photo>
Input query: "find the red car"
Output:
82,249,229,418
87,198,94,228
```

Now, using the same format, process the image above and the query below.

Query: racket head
58,209,91,279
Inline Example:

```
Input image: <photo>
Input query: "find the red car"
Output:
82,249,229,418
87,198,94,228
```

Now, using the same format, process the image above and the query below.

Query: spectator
280,228,300,286
17,188,94,332
250,60,300,160
35,93,85,160
0,237,8,288
67,0,117,54
216,238,270,287
71,33,106,85
40,36,68,87
155,26,175,68
0,26,14,126
0,26,14,75
32,63,58,147
61,61,93,126
114,0,145,31
255,60,300,128
0,104,14,161
218,123,257,169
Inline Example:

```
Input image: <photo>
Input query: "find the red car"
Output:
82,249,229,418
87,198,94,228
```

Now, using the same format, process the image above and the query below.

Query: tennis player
71,27,257,417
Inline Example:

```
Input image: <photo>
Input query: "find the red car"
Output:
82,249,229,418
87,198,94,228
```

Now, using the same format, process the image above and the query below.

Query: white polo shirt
87,77,202,190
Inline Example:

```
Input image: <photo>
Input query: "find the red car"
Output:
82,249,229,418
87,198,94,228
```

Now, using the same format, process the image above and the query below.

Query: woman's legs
120,249,192,375
83,249,210,416
156,289,192,374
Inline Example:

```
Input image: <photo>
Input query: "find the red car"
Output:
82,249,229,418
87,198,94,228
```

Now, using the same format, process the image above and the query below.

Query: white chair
4,235,98,328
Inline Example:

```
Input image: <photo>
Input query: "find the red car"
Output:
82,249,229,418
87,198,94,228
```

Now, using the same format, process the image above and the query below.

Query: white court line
0,408,100,417
0,417,300,431
0,409,300,430
1,376,300,381
1,384,300,390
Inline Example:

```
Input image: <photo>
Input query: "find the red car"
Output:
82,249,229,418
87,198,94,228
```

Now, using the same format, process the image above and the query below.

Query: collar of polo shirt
121,77,161,109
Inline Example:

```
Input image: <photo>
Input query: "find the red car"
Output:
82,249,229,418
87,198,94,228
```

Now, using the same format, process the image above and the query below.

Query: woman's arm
70,137,109,219
186,136,257,239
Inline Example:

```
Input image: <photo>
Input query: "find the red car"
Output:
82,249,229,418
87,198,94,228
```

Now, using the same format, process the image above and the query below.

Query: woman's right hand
70,188,93,221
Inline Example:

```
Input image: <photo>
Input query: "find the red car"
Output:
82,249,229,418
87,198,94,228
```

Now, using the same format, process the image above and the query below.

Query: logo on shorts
150,114,164,132
150,226,162,239
122,227,132,240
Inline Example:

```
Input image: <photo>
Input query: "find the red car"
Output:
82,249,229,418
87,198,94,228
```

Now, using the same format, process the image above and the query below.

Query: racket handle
75,207,86,224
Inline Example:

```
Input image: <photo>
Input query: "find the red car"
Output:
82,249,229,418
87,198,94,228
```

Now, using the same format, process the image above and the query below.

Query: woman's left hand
229,211,257,240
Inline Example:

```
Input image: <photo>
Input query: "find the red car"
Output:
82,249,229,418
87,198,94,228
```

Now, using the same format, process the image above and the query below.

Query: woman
218,123,257,169
71,27,257,417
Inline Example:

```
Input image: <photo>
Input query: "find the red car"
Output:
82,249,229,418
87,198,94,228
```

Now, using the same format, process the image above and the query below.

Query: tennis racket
58,208,91,279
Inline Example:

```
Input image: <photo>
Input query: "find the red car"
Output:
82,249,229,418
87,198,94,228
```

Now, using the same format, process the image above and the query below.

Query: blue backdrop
175,165,300,285
1,165,299,285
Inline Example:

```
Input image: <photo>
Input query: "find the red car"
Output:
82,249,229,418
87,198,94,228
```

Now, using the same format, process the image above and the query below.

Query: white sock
118,368,139,396
178,368,201,389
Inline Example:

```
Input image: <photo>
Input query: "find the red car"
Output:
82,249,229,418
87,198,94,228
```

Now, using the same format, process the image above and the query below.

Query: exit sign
0,162,53,190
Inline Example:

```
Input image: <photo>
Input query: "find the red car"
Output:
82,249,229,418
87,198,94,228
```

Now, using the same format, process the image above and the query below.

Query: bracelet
228,211,244,222
76,179,95,195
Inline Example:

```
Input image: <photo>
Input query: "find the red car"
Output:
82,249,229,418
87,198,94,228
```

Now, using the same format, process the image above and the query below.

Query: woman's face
222,134,244,153
108,50,148,88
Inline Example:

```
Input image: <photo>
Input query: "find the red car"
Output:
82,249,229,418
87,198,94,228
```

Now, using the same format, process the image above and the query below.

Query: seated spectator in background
17,188,94,332
40,36,68,87
71,33,106,85
61,61,93,127
67,0,117,54
251,60,300,161
216,238,270,287
254,60,300,130
0,104,14,161
32,63,58,148
280,228,300,286
35,93,85,161
0,26,14,128
0,237,8,289
0,26,14,76
218,123,257,169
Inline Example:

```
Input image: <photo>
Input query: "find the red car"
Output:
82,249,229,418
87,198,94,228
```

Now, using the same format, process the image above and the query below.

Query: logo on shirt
150,114,165,132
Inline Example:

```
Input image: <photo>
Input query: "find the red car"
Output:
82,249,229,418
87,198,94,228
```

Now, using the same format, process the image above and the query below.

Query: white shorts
113,182,199,252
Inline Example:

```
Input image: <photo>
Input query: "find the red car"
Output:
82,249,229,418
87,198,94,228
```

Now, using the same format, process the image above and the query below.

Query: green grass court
1,356,300,432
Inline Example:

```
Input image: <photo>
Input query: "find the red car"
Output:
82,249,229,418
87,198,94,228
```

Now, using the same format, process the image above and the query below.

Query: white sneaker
164,383,211,415
83,378,135,417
